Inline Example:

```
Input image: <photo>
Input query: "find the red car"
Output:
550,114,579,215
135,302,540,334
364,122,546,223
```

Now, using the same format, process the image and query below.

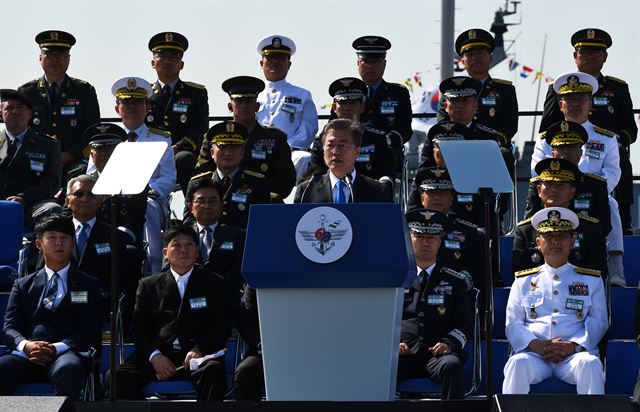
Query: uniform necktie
50,82,58,106
162,84,172,107
176,275,187,300
76,222,90,257
419,269,428,288
221,176,231,193
335,180,347,203
200,226,213,262
7,137,18,159
127,131,138,142
42,272,59,311
368,86,374,100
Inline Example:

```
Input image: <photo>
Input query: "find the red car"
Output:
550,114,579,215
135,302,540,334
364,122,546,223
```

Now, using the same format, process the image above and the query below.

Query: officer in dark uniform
513,158,608,278
146,32,209,195
18,30,100,181
84,123,148,243
524,121,611,235
308,77,396,181
0,89,62,227
194,76,295,200
437,28,518,145
185,121,270,229
539,29,636,233
352,36,412,171
398,208,472,400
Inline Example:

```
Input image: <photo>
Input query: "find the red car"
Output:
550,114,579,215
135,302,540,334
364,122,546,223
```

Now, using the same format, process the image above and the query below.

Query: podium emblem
296,206,353,264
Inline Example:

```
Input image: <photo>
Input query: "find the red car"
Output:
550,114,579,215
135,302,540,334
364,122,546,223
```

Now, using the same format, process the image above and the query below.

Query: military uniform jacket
539,74,637,145
257,79,318,150
0,129,61,206
506,263,607,353
196,223,245,293
360,80,412,144
18,75,100,159
184,170,270,229
129,267,231,360
195,123,296,198
523,174,611,235
146,79,209,153
308,125,396,180
401,264,472,354
3,266,101,352
95,183,148,242
293,171,392,203
437,76,518,144
512,214,608,277
532,121,620,193
439,214,484,288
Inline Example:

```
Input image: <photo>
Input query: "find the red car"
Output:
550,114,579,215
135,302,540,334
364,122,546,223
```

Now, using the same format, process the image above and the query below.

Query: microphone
343,173,355,203
299,173,317,203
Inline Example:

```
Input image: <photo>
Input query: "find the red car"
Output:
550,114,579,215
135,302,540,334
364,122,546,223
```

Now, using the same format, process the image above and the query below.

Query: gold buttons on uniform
222,211,227,216
554,275,559,281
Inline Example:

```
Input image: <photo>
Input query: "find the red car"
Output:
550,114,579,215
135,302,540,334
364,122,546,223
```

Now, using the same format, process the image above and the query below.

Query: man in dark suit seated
186,178,245,314
294,118,393,203
112,224,231,401
0,214,101,398
398,209,472,399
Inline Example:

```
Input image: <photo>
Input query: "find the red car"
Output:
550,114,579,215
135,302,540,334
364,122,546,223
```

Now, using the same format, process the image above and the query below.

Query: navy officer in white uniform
503,206,607,394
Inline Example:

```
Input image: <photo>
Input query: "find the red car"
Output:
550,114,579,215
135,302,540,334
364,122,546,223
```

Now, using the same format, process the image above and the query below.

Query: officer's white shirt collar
124,123,148,137
170,266,194,299
266,79,288,91
417,262,436,277
216,168,239,182
581,120,593,133
329,169,357,190
72,217,96,235
465,121,473,128
44,262,70,284
5,128,28,144
196,221,218,235
44,75,64,89
158,78,179,93
478,75,490,85
542,261,573,276
368,79,383,92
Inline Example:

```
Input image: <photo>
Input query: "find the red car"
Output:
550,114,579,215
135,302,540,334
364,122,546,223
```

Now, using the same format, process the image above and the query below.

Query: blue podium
242,203,416,401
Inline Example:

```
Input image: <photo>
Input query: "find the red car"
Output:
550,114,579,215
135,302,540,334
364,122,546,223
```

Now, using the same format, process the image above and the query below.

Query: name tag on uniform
573,199,590,210
380,101,397,114
481,97,497,106
95,242,111,255
457,194,473,203
189,297,207,310
585,149,601,159
566,298,584,311
251,150,266,160
60,106,76,116
30,160,44,172
427,294,445,305
444,240,461,250
592,97,609,106
219,242,234,251
281,103,296,114
231,192,248,203
172,103,189,113
524,290,543,306
356,154,370,163
70,291,88,304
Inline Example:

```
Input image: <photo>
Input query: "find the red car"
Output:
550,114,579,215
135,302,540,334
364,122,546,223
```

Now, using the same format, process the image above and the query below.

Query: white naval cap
256,35,296,56
532,207,579,233
553,71,599,96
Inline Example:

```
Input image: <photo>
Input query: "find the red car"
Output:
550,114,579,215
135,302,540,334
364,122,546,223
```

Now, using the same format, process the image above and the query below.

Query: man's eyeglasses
70,191,96,199
193,198,220,206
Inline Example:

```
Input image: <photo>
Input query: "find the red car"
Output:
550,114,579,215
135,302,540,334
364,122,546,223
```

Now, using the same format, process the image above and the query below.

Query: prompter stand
93,141,168,402
438,140,513,398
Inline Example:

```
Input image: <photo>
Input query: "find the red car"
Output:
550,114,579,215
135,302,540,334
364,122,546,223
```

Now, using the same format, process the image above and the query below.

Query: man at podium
293,119,392,203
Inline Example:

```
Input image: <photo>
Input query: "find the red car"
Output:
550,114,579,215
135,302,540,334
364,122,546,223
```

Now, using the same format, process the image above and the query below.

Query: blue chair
478,339,510,395
499,237,514,286
493,288,510,339
623,236,640,287
0,201,23,287
610,287,636,339
605,340,640,395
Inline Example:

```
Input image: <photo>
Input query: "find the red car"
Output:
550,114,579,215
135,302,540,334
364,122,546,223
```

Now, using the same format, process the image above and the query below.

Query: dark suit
195,122,296,198
146,80,209,193
0,266,101,397
234,285,263,401
294,171,392,203
184,170,271,229
437,76,518,144
539,74,636,230
398,264,472,399
512,214,608,279
360,80,412,144
115,266,231,400
18,75,100,176
94,180,148,243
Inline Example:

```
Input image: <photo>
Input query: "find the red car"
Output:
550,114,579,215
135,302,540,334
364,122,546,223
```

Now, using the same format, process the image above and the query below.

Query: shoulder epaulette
578,214,599,224
515,267,541,277
442,267,466,281
22,79,38,86
149,128,171,138
183,81,206,90
605,75,627,84
33,131,56,141
575,267,601,277
593,126,616,138
243,170,265,179
493,78,513,86
190,171,213,181
530,176,541,183
363,126,386,136
262,125,287,137
583,172,606,182
454,217,478,229
538,131,547,139
476,123,498,134
517,217,532,226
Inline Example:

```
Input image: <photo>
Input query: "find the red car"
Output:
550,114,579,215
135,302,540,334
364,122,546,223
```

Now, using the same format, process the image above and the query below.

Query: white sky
1,0,639,158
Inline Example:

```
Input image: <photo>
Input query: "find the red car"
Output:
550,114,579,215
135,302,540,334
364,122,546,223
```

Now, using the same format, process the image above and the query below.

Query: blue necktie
200,226,213,262
42,272,59,311
76,222,90,257
335,180,347,203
